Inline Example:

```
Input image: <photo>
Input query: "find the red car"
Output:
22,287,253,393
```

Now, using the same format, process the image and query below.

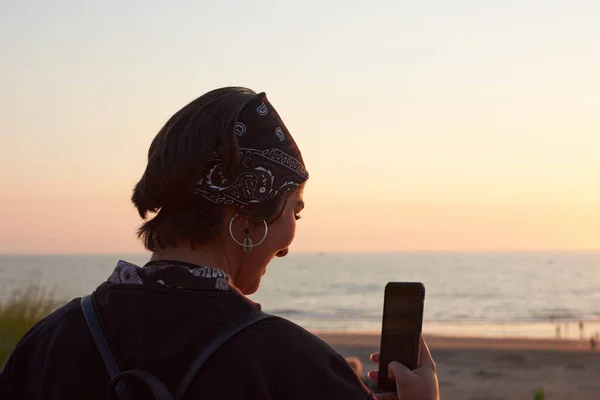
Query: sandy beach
316,332,600,400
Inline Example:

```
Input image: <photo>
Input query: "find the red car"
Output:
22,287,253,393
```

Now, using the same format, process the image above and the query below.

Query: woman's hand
367,337,439,400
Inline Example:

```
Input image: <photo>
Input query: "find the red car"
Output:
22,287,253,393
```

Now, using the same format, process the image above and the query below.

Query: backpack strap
82,293,274,400
175,308,274,399
81,294,132,400
108,370,174,400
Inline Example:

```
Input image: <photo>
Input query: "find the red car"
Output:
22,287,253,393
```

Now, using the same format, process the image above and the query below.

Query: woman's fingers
419,337,436,372
388,361,411,381
370,352,380,363
367,370,379,381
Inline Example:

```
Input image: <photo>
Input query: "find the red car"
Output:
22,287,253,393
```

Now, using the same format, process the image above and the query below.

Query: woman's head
132,87,308,293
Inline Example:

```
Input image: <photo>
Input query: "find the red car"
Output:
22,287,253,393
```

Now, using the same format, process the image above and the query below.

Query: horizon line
1,249,599,256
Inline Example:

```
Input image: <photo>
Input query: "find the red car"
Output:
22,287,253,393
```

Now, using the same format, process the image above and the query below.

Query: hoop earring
229,214,268,253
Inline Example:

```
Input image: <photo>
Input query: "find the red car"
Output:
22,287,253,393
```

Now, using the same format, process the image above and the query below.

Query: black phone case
377,282,425,393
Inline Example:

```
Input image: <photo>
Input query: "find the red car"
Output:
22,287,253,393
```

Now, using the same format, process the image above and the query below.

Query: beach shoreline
315,332,600,399
291,318,600,340
315,331,596,352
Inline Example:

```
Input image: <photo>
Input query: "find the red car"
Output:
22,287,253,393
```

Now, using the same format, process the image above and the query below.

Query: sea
1,252,599,339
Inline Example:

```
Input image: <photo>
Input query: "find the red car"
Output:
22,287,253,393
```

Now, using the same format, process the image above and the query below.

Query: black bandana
193,93,309,208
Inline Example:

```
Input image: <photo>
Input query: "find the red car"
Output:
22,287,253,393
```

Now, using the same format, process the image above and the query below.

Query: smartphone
377,282,425,393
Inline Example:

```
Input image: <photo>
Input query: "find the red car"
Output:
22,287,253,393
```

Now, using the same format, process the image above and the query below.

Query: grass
0,287,58,369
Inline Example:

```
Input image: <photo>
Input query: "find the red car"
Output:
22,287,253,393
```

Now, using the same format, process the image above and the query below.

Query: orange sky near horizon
1,1,599,254
1,174,598,253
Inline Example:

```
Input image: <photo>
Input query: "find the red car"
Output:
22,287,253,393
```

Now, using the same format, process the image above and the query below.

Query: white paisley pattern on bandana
107,260,233,291
192,92,308,209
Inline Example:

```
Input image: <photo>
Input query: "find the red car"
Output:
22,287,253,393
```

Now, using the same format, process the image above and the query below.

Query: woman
0,87,439,399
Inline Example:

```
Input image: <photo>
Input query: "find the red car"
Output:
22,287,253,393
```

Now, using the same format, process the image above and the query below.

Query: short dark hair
132,87,293,251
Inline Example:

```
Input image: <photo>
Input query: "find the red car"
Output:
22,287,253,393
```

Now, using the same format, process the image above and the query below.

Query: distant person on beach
579,321,584,339
0,87,439,400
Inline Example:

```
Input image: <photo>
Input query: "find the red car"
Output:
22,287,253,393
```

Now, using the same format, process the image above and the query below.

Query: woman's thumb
388,361,412,383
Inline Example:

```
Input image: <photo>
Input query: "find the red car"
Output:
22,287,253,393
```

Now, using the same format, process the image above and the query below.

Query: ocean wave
268,307,595,324
325,283,382,294
269,308,304,315
268,308,380,320
528,308,579,321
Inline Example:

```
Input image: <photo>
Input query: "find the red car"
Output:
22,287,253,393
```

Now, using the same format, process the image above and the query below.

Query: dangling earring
243,220,253,253
229,214,268,253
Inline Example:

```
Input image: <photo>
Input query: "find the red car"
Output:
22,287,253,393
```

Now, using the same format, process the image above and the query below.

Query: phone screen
378,282,425,393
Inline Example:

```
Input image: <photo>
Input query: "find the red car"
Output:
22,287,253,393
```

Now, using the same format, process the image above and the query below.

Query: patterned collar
107,260,233,291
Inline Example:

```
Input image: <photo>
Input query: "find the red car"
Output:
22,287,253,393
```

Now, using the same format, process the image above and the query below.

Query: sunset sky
1,0,599,253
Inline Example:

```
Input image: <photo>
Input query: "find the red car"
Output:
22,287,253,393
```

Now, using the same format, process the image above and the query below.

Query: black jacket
0,261,374,399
